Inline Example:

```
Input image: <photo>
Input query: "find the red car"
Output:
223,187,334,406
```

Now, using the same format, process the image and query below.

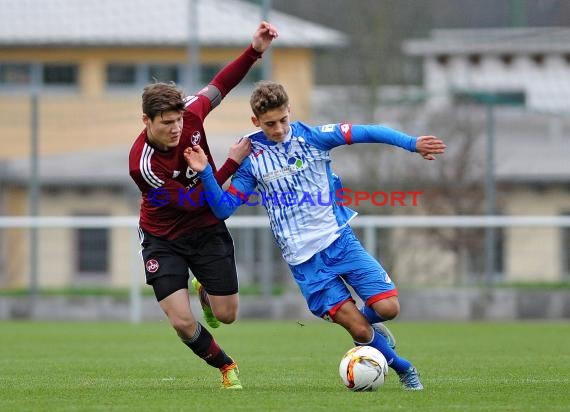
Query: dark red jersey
129,45,261,240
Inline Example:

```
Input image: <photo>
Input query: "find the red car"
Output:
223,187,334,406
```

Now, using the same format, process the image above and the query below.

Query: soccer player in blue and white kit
184,81,446,390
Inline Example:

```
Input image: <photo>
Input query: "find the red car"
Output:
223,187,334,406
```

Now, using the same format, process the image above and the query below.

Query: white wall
424,54,570,113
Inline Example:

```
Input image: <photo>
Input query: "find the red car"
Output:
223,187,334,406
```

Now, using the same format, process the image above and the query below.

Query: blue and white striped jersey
199,121,417,265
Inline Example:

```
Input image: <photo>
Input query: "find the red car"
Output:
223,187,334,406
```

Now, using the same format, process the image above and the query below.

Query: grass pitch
1,320,569,411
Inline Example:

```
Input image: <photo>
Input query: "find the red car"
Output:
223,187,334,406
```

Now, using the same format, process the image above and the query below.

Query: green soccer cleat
398,366,424,391
372,322,397,350
191,278,220,329
220,362,242,389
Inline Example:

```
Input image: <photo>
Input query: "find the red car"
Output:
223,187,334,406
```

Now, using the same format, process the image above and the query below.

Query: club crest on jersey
261,155,306,183
172,170,181,178
186,166,198,179
287,156,304,170
191,131,201,145
146,259,159,273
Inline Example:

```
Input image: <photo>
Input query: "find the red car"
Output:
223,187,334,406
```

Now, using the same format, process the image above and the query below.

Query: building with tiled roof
0,0,347,289
0,0,346,48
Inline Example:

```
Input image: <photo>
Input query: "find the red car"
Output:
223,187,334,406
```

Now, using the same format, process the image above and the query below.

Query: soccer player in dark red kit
128,21,278,389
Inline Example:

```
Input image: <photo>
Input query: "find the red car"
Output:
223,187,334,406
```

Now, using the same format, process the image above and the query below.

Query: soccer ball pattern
339,346,388,391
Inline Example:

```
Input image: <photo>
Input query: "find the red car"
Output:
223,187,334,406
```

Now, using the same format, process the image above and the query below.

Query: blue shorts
289,226,397,319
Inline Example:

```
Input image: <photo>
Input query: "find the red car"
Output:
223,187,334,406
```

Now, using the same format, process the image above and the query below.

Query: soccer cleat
191,278,220,329
220,362,242,389
372,322,397,349
398,366,424,391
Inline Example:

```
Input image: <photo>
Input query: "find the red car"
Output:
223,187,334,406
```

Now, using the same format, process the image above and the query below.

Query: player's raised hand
415,135,446,160
183,146,208,172
228,137,251,164
251,21,279,53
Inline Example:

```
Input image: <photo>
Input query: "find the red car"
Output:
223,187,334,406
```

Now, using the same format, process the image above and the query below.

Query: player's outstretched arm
415,135,446,160
199,21,278,111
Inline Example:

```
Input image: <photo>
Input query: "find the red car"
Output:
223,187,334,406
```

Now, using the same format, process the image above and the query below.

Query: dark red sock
182,323,233,368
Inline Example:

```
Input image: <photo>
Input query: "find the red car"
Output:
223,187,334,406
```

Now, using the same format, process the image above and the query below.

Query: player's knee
213,308,237,324
217,313,237,324
373,298,400,320
169,315,196,335
382,305,400,320
351,323,373,343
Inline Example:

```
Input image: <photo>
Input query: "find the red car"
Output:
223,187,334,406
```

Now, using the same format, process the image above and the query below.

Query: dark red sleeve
214,158,240,183
210,45,262,98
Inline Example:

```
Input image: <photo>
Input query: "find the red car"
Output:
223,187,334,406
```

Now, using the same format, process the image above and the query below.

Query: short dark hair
142,82,185,120
249,81,289,117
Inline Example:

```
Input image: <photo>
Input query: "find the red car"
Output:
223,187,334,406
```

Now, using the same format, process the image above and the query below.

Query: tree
272,0,570,87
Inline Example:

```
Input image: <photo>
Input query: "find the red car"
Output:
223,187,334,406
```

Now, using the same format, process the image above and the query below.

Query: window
453,90,526,107
436,55,449,66
106,64,136,86
105,63,181,88
531,54,545,66
76,227,109,274
466,228,504,283
43,63,78,86
200,64,261,86
468,54,481,66
200,64,219,84
0,63,32,85
495,228,504,278
0,62,78,90
103,62,261,90
500,54,514,66
148,64,179,83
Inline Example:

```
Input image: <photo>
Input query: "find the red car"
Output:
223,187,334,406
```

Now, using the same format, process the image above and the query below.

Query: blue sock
355,329,412,375
360,306,384,324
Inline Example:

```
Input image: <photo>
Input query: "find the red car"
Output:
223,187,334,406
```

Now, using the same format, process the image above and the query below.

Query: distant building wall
0,47,314,159
1,187,137,288
424,54,570,112
3,187,28,288
505,187,570,281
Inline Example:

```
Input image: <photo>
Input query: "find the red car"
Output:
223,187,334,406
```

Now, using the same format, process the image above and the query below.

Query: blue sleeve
304,123,417,152
351,124,416,151
198,158,257,219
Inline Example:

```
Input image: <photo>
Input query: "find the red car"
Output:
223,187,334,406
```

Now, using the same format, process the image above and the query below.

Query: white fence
1,215,569,322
